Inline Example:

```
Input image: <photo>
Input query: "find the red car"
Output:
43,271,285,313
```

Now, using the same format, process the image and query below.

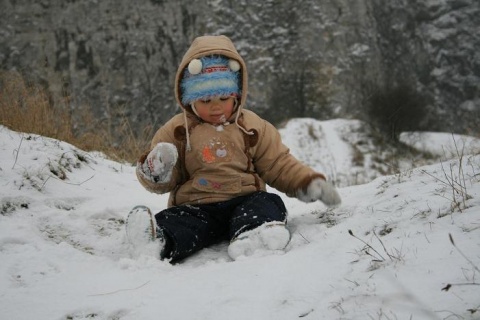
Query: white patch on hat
228,59,240,72
188,59,203,75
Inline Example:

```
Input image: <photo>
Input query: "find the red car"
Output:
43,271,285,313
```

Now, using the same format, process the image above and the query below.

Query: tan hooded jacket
137,35,326,207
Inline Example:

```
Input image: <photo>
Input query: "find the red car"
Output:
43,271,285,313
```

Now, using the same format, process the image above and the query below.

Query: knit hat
180,55,241,106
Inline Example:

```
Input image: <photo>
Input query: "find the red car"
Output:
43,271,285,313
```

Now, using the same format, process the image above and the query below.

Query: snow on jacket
136,35,326,207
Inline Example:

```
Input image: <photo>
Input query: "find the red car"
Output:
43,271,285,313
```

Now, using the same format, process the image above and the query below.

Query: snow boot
126,205,166,259
227,222,290,260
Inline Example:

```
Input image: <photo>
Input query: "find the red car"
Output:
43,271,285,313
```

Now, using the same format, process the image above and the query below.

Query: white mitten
141,142,178,183
297,178,341,207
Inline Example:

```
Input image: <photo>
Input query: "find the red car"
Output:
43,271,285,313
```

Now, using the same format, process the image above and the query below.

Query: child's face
193,96,235,125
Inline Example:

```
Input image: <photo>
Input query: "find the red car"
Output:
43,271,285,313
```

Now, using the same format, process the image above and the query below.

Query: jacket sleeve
252,120,326,197
135,120,183,194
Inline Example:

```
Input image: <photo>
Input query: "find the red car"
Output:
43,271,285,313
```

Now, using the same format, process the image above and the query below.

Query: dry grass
0,71,152,163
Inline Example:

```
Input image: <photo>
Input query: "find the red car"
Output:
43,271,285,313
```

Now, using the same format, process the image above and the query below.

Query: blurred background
1,0,479,162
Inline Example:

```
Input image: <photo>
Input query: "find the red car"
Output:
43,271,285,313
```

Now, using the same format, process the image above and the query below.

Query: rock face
1,0,478,136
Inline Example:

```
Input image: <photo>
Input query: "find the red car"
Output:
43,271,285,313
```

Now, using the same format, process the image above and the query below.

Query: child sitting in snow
131,35,341,262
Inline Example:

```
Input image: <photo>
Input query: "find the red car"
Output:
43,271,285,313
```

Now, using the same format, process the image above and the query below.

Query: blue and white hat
180,55,241,106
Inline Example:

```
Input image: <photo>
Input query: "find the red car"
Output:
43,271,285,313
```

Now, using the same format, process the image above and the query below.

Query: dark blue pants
154,191,287,262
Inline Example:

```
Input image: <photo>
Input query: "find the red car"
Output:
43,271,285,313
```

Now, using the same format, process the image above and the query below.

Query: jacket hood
174,35,248,116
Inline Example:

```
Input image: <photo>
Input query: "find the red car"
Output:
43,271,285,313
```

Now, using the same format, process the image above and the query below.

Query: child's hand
297,178,341,207
142,143,178,183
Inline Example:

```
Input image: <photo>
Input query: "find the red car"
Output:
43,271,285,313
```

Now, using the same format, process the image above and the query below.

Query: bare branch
12,134,24,169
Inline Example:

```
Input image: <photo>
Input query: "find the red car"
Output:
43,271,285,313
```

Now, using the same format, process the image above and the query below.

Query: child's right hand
142,142,178,183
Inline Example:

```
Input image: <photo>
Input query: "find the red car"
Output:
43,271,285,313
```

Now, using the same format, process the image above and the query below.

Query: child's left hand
297,178,341,207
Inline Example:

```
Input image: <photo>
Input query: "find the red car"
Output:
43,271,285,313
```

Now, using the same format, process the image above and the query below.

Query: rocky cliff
1,0,478,137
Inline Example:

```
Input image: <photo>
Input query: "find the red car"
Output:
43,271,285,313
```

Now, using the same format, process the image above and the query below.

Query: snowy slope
281,118,480,188
0,122,479,320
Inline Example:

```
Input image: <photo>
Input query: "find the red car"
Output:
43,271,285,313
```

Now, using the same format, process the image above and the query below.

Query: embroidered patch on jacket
200,137,234,163
193,176,241,193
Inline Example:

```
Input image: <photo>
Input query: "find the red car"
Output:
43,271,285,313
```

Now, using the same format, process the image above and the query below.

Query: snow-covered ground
0,120,479,320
